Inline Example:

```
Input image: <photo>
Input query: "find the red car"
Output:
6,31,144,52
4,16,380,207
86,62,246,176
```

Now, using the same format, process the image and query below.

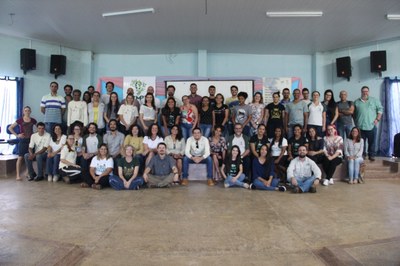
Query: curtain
16,77,24,118
0,77,18,143
380,77,400,156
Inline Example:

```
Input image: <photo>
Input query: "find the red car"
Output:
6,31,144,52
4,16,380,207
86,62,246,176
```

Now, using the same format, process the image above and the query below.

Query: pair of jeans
109,175,144,190
225,173,246,188
347,157,363,181
199,123,212,138
182,156,213,179
181,123,193,140
293,176,316,193
24,152,47,178
46,154,60,176
337,122,354,140
361,127,377,157
253,178,280,191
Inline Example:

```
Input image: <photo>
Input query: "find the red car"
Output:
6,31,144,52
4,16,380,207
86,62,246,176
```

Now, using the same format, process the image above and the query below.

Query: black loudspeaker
370,51,386,73
336,56,351,81
50,55,66,78
20,48,36,74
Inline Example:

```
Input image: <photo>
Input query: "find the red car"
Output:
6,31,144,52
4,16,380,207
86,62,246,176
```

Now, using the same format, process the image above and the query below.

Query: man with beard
287,145,321,193
103,119,125,174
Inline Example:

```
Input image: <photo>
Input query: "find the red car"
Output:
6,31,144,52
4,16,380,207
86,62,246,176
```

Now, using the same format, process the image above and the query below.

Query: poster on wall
262,77,302,104
123,76,156,102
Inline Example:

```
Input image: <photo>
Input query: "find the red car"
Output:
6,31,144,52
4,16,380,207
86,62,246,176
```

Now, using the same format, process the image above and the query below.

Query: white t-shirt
140,105,157,120
269,138,288,157
90,156,114,176
118,104,139,125
143,136,164,150
59,145,77,169
49,135,67,154
232,135,246,154
308,102,326,126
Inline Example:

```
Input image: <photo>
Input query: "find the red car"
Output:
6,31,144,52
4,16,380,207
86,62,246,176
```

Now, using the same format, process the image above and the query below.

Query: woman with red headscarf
322,124,343,186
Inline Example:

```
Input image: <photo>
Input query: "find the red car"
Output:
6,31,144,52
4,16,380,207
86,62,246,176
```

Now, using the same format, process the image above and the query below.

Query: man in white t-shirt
81,123,103,180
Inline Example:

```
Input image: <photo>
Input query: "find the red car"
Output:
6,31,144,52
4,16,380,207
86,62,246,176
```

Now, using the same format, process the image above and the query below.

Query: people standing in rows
264,92,285,138
40,81,66,133
280,88,291,107
24,122,51,181
249,124,269,159
164,125,185,180
143,143,179,188
143,123,164,165
161,85,182,107
232,92,252,136
103,92,120,130
139,92,158,133
251,144,286,192
226,123,251,180
182,127,214,186
68,89,88,129
161,97,181,136
287,145,322,193
82,144,113,190
322,124,343,186
287,124,308,162
249,92,265,136
101,81,114,105
9,106,37,181
180,95,198,140
188,83,202,109
336,90,355,140
212,93,229,138
307,127,325,164
208,85,217,107
46,124,66,182
285,89,308,138
302,88,311,104
353,86,383,161
88,91,106,133
307,91,326,137
118,94,138,134
198,96,214,138
123,124,145,169
345,127,364,184
103,119,124,174
221,145,250,189
109,145,144,190
83,91,91,104
80,123,103,181
59,134,81,184
209,126,227,182
268,127,288,182
323,89,339,127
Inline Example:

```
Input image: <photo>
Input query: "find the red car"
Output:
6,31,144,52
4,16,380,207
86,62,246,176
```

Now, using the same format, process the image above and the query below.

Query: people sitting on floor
59,134,81,184
221,145,249,189
82,144,113,190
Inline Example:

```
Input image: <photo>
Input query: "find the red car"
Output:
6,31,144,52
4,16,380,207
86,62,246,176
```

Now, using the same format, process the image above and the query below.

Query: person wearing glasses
72,124,84,165
226,123,251,181
182,127,214,186
59,134,81,184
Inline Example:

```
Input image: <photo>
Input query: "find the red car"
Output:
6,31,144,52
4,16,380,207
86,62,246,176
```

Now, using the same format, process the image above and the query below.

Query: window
0,77,18,154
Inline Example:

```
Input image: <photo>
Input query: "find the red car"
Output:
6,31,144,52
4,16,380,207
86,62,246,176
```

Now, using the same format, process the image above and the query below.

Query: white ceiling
1,0,400,55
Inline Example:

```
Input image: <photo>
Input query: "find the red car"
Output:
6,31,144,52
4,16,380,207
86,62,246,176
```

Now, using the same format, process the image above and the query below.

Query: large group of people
7,81,384,193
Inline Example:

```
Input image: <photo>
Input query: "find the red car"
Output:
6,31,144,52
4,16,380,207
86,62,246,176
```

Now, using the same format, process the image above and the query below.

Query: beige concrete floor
1,177,400,265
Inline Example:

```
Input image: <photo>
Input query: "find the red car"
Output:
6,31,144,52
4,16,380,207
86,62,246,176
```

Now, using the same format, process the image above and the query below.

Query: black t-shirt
249,135,270,154
224,157,242,176
161,107,181,128
308,138,324,152
213,104,229,126
199,106,214,125
265,103,285,126
288,136,308,157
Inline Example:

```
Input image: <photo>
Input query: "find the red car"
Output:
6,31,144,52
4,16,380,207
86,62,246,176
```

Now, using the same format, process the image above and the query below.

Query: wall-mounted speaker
370,51,386,74
336,56,351,81
50,55,66,78
20,48,36,74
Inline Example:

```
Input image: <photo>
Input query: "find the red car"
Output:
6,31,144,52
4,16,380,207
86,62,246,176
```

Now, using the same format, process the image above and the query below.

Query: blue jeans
224,173,246,188
24,152,47,177
253,178,280,191
290,176,316,193
109,175,144,190
46,154,61,176
361,127,377,157
337,123,354,140
181,123,193,140
199,124,212,138
348,157,363,181
182,156,213,179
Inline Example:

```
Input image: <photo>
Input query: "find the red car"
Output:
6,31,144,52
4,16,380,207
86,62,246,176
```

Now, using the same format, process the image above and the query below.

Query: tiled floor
0,177,400,265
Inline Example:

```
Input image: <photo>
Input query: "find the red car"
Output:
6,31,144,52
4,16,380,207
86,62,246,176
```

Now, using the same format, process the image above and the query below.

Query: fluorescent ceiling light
102,8,155,18
386,14,400,20
266,11,323,18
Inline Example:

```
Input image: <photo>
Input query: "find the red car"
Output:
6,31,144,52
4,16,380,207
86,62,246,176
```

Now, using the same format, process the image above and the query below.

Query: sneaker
278,186,286,192
26,175,36,181
243,183,250,189
249,183,256,190
322,179,329,186
48,175,53,182
309,186,317,193
329,179,334,185
62,176,71,184
369,156,375,162
53,175,59,182
224,182,230,188
34,176,44,182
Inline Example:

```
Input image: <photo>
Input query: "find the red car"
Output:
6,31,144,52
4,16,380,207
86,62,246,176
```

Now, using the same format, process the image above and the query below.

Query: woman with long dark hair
59,134,81,184
164,125,185,179
209,125,227,182
46,124,66,182
323,89,339,127
82,144,113,190
82,91,91,104
249,92,265,136
143,123,164,165
139,92,158,133
221,145,250,189
268,127,288,182
104,92,120,128
307,126,325,164
251,144,286,191
161,97,181,137
212,93,229,133
345,127,364,184
198,96,214,138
